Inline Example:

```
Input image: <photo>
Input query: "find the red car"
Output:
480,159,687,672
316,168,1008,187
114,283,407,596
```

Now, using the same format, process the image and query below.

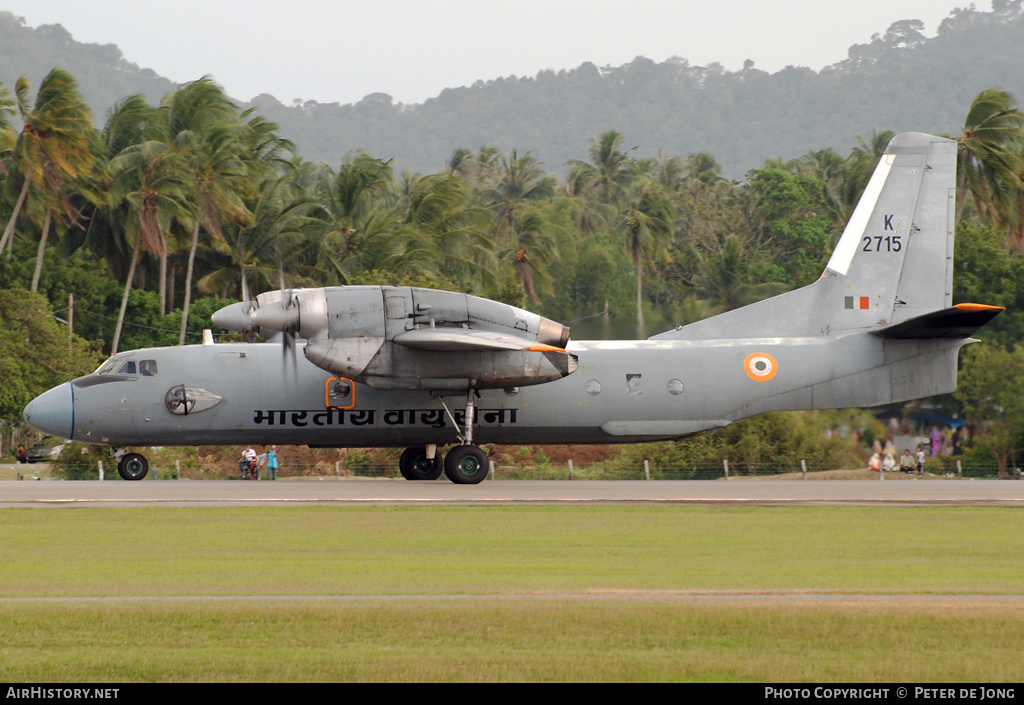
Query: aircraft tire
443,445,489,485
399,446,443,481
118,453,149,481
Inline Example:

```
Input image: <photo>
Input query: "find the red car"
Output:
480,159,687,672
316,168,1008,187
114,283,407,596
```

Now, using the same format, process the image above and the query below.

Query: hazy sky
2,0,969,106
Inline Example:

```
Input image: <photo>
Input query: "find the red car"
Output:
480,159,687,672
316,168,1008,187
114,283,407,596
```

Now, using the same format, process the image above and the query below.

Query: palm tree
841,130,895,221
0,69,95,289
687,233,789,312
402,173,495,291
682,152,724,186
311,151,398,282
956,88,1024,243
108,138,194,353
498,207,557,304
482,149,554,242
86,96,171,308
566,130,637,204
200,166,319,296
163,77,251,345
0,83,18,239
619,175,674,336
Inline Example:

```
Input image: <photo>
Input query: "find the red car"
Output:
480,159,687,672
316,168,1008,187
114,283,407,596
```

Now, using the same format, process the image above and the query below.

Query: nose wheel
117,452,149,481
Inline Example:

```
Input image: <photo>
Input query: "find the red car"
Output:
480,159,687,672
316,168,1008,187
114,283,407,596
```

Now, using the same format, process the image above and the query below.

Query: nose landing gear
112,448,149,481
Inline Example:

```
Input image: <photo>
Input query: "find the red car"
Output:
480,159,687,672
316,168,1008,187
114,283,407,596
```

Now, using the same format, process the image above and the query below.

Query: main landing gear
398,444,489,484
398,391,491,485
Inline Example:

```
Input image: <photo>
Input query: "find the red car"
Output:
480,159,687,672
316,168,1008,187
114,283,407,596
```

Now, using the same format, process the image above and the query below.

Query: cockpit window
95,356,155,377
96,358,122,374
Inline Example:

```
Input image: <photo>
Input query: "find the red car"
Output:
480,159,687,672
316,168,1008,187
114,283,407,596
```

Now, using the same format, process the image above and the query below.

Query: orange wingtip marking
954,303,1005,312
528,344,561,352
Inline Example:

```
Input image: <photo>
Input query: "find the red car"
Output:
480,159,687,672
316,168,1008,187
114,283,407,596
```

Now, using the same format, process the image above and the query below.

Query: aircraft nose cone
24,383,74,439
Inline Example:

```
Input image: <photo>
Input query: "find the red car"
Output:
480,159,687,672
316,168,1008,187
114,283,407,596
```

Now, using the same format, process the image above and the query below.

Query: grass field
1,505,1022,682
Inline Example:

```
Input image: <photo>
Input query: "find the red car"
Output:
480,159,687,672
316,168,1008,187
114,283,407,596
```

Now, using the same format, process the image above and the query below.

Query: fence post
567,458,573,481
98,460,104,481
644,459,650,481
175,460,180,480
801,459,807,480
723,459,729,479
956,459,962,478
489,460,495,480
335,461,340,479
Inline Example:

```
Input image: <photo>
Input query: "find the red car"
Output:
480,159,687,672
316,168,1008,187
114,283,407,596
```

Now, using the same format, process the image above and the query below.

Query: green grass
1,506,1022,681
2,600,1022,682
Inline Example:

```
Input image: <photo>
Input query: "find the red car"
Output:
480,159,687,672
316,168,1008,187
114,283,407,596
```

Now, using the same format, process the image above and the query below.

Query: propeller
277,247,297,372
240,270,255,344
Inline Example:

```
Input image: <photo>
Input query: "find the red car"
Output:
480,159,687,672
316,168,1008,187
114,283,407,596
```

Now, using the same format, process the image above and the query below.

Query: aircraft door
384,289,412,339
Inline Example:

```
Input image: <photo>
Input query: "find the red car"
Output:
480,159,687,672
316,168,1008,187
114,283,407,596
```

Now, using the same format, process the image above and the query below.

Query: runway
2,478,1023,507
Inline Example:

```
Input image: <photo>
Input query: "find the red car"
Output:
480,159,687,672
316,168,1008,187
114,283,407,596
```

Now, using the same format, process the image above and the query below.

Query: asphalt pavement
2,477,1022,507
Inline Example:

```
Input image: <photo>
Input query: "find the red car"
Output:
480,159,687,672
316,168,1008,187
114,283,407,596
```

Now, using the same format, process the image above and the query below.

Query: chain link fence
12,456,1016,481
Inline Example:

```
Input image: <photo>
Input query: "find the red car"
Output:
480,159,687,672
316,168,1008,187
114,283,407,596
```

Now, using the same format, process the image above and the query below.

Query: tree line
4,68,1024,473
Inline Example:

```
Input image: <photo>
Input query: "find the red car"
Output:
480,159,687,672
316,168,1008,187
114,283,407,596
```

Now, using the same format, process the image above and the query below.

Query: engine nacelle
214,286,576,391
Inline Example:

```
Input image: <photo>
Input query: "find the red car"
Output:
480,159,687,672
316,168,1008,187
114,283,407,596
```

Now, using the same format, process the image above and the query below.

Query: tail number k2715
861,235,902,252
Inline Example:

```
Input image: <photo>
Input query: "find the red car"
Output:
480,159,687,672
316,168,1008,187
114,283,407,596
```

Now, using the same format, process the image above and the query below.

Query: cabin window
139,360,158,376
626,374,642,396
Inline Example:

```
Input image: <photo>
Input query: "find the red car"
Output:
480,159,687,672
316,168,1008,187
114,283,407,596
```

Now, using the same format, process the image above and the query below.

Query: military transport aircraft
23,133,1002,483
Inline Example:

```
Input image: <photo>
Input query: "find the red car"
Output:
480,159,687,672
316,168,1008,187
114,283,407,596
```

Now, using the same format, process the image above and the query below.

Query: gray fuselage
34,330,962,450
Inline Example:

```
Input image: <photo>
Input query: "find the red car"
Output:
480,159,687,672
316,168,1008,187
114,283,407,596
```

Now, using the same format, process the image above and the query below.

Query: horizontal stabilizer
871,303,1003,339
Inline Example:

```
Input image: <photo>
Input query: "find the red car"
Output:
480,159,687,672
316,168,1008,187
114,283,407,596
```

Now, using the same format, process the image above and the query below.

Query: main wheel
399,446,443,481
118,453,149,481
443,445,489,485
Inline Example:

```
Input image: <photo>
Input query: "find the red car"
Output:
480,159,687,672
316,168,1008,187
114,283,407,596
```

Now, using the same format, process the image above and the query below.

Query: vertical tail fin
655,132,959,341
824,132,956,328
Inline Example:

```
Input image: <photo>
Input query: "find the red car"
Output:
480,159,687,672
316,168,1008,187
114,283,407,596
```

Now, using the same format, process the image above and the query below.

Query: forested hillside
4,3,1024,177
260,2,1024,178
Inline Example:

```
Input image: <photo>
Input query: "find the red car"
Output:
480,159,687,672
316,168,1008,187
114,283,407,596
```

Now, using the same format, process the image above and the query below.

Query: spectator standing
267,446,278,481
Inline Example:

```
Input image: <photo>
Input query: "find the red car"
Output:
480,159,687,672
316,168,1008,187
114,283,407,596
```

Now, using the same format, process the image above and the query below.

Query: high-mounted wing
393,328,567,352
213,286,577,391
